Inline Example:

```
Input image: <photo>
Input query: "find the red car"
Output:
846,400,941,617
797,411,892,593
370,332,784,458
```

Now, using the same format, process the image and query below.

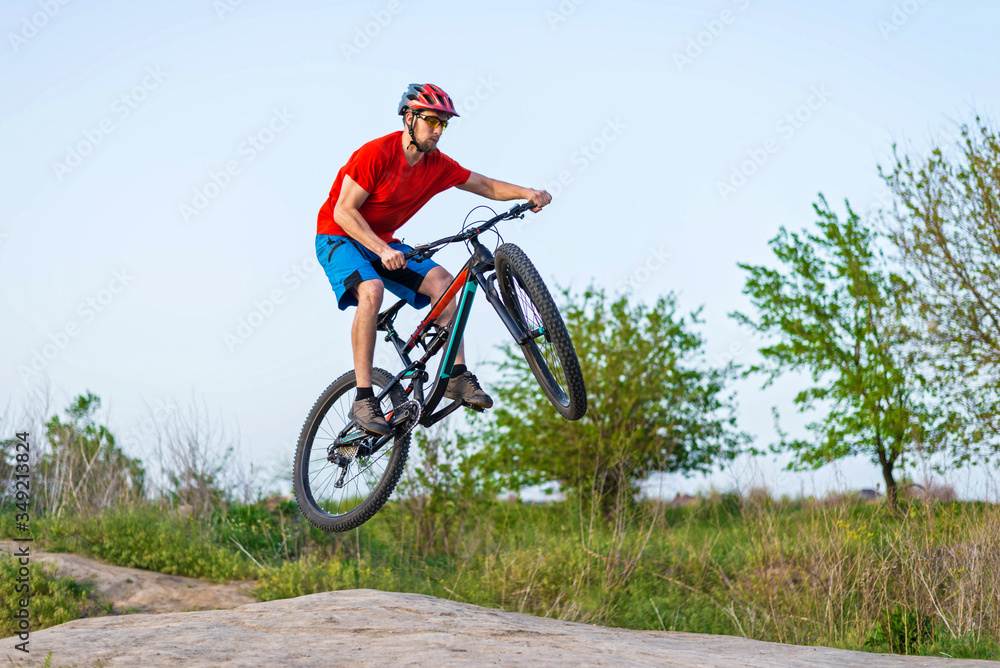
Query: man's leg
351,279,384,388
418,266,465,364
348,279,392,435
418,266,492,408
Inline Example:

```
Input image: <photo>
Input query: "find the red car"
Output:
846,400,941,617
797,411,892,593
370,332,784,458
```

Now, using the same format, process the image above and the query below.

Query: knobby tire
494,243,587,420
293,368,409,532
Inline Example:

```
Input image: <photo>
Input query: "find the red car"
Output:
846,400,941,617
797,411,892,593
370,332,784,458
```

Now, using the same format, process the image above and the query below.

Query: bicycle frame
374,236,537,428
332,202,541,453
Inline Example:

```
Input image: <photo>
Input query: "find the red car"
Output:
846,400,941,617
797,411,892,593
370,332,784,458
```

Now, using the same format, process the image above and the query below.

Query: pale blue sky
3,0,999,498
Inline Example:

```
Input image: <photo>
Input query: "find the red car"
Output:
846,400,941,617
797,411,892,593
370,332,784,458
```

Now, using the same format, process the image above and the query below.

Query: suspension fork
469,240,533,345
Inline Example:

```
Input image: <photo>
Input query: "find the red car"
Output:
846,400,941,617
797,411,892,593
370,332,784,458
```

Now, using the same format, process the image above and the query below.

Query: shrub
40,504,257,582
0,552,106,635
254,557,357,601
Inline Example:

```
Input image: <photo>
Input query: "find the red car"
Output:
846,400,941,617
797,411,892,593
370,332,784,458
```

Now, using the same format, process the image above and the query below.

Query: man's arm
456,172,552,212
333,174,405,270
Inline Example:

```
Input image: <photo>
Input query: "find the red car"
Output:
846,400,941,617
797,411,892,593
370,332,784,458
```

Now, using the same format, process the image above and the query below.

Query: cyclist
316,83,552,436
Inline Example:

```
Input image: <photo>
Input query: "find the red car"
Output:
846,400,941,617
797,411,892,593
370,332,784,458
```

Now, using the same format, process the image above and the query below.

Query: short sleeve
433,152,472,192
344,142,389,194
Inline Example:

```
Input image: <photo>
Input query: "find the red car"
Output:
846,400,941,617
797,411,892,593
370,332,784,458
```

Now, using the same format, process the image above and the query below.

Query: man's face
408,109,452,151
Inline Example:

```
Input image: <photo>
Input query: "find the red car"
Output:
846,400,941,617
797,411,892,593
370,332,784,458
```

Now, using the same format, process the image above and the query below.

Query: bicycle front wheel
293,368,410,532
494,243,587,420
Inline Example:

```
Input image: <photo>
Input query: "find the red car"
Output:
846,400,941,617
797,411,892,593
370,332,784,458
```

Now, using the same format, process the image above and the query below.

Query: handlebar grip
376,246,426,269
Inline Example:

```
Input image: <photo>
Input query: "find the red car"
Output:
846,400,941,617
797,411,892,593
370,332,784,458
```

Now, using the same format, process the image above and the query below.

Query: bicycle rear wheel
494,243,587,420
293,368,409,532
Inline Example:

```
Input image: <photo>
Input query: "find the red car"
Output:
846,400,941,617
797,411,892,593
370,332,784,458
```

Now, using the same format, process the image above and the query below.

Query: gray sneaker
444,371,493,409
348,397,392,436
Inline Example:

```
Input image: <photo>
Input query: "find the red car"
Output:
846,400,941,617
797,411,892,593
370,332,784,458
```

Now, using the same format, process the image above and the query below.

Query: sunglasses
412,111,449,130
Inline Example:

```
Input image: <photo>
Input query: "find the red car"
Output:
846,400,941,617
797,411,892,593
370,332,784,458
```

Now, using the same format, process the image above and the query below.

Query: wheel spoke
494,244,585,420
312,461,338,500
340,446,392,489
506,267,569,400
295,370,411,529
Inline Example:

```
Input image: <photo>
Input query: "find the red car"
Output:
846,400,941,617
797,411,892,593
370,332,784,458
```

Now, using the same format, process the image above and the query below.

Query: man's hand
380,247,406,271
524,189,552,212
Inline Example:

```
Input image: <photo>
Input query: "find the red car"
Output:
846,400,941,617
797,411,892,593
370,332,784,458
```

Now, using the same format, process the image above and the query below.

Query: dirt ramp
2,589,991,667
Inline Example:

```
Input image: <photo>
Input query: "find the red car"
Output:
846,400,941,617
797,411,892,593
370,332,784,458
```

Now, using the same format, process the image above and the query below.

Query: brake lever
404,244,432,261
512,201,537,217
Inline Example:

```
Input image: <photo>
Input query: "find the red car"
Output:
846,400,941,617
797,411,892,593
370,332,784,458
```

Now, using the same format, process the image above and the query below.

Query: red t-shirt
317,131,472,242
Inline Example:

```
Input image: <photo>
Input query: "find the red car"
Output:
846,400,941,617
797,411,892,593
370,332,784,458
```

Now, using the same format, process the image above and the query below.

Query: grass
1,504,259,582
3,493,999,660
0,552,109,635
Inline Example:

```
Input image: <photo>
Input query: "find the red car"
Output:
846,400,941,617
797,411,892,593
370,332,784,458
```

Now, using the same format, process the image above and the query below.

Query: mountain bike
293,201,587,532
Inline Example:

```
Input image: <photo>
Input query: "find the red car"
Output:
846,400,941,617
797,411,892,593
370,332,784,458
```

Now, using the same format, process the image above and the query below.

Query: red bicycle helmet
398,83,460,117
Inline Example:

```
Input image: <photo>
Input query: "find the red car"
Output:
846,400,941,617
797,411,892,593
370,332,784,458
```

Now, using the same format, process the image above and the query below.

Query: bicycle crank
387,399,421,439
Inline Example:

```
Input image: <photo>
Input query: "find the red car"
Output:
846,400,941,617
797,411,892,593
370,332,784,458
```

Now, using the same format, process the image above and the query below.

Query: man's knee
422,267,454,299
354,279,385,308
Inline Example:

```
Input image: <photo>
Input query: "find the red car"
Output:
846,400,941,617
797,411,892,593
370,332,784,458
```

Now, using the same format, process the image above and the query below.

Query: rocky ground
1,545,992,667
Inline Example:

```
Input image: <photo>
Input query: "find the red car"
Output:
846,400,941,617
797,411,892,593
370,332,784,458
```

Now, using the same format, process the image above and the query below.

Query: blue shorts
316,234,440,311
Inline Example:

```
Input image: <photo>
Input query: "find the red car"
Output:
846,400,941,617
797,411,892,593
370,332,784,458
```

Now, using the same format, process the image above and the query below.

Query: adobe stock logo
223,255,320,352
179,109,293,223
51,66,168,182
340,0,403,61
716,85,832,201
673,0,751,72
617,246,671,293
213,0,248,20
447,76,501,129
538,118,627,202
18,268,135,387
7,0,72,52
878,0,932,39
545,0,586,30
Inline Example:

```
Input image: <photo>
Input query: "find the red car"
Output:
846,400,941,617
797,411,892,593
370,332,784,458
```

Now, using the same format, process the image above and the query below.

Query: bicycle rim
494,244,586,420
506,272,570,404
294,368,409,532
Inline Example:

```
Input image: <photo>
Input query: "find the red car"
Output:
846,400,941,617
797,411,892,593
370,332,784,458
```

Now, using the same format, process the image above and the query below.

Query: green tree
881,116,1000,448
39,392,145,516
732,196,946,508
479,287,747,514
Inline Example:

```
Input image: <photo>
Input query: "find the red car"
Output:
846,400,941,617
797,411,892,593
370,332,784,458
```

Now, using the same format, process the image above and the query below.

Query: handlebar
397,201,537,262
